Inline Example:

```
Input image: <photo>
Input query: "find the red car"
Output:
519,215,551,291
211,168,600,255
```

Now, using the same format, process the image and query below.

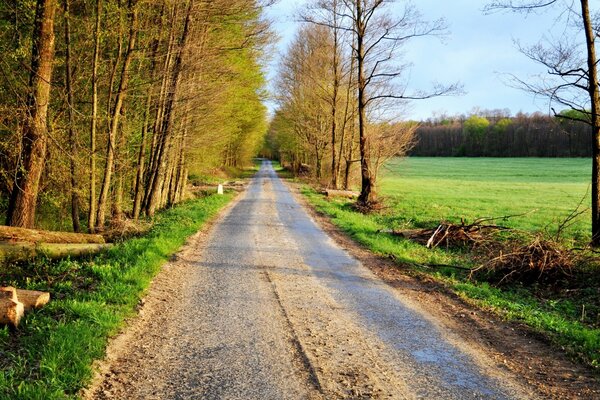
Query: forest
411,111,592,157
0,0,268,233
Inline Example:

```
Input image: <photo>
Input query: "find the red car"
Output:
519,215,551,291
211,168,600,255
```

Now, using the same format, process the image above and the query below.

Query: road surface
89,160,533,399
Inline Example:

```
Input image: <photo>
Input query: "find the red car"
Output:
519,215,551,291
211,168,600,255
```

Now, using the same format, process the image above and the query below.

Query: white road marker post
217,184,224,195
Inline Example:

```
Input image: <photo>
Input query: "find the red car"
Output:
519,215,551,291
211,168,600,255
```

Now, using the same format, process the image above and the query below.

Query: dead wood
470,238,579,285
16,289,50,312
0,286,17,301
0,298,24,327
0,225,105,244
386,221,509,249
321,189,359,199
0,242,113,263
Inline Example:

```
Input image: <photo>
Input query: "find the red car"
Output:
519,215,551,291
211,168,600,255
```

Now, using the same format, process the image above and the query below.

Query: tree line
411,111,591,157
0,0,269,232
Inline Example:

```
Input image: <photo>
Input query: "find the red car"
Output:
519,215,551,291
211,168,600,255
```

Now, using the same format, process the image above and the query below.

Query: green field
380,157,592,242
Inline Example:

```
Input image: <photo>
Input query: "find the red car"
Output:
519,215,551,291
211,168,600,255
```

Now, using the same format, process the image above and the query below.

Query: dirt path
85,160,589,399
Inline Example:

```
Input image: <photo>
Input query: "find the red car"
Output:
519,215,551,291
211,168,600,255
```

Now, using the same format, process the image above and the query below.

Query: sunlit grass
380,157,591,242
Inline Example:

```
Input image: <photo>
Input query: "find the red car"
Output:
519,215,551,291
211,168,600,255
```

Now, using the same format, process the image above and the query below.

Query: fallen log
16,289,50,312
0,225,105,244
321,189,359,199
0,242,113,263
0,298,24,327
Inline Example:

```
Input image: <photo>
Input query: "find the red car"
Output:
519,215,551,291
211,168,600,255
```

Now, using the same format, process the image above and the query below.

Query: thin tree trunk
111,105,127,222
581,0,600,245
88,0,102,233
96,0,138,229
338,31,356,188
133,94,151,220
106,1,124,132
6,0,57,228
64,0,80,232
355,2,374,206
330,0,340,189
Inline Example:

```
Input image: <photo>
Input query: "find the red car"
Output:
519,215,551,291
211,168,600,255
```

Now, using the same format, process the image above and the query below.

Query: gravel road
87,160,535,399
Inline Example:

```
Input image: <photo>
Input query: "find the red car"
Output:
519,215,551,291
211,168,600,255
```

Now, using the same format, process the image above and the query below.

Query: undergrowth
0,193,233,399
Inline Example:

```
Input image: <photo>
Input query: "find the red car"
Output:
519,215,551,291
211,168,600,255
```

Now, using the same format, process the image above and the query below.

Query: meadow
380,157,592,242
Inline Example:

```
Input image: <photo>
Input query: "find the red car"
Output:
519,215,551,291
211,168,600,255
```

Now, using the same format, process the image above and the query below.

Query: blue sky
263,0,582,121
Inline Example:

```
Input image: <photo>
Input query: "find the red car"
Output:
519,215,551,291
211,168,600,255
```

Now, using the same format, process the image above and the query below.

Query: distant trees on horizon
411,111,592,158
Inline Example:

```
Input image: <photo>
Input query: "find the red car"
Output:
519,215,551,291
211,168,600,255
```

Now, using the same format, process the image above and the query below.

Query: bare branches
484,0,560,13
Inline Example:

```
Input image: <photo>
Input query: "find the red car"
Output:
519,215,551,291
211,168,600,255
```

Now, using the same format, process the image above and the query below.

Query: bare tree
308,0,459,207
486,0,600,245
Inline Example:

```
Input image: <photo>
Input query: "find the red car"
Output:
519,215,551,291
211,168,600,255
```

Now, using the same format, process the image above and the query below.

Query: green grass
299,157,600,370
0,193,233,399
380,157,591,243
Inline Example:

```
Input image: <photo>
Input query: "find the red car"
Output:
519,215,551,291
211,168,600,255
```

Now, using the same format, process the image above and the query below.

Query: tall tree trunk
64,0,80,232
6,0,57,228
133,94,151,220
106,1,124,133
330,0,340,189
111,105,127,222
96,0,138,229
146,0,194,217
88,0,102,233
355,2,375,206
338,35,356,188
581,0,600,245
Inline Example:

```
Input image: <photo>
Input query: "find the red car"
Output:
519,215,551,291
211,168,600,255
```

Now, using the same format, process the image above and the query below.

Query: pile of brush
470,238,579,285
385,218,507,249
382,215,595,287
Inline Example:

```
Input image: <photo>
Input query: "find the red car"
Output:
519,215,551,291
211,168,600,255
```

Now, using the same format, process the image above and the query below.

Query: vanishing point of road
89,160,534,399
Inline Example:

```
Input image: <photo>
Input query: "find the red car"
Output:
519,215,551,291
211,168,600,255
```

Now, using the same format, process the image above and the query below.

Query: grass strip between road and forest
0,193,234,399
299,187,600,371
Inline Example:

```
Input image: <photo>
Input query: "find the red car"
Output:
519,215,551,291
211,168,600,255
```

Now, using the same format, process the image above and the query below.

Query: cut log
0,298,24,327
16,289,50,312
379,229,423,239
0,242,113,263
0,286,17,301
321,189,359,199
0,225,105,244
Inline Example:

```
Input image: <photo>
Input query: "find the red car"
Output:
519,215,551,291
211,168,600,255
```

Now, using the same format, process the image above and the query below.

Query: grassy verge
0,193,234,399
300,187,600,370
